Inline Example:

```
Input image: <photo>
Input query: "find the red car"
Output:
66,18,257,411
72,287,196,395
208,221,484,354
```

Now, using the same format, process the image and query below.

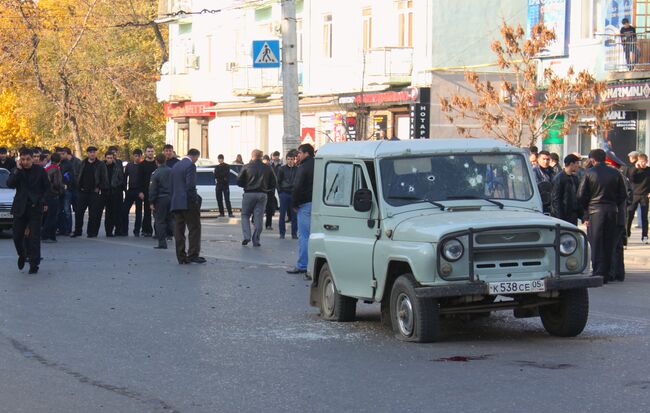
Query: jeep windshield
380,153,533,207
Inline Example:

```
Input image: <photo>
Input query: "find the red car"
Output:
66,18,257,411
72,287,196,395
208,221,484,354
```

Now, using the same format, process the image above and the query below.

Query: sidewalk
624,226,650,267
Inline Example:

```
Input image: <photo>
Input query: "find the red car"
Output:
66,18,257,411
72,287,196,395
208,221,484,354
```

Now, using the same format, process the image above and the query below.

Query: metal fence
602,32,650,72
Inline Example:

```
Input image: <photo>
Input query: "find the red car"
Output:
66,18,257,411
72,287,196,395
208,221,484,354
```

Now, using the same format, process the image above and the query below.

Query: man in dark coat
287,144,315,274
150,154,173,249
7,148,50,274
577,149,628,283
102,151,125,237
277,150,298,239
237,149,276,247
170,149,205,264
0,147,16,171
121,148,143,236
551,154,582,225
73,146,108,238
625,153,650,243
138,145,157,237
213,154,234,217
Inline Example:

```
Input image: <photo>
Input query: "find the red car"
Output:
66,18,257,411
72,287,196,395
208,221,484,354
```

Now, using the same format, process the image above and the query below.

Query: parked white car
0,168,14,232
196,167,243,211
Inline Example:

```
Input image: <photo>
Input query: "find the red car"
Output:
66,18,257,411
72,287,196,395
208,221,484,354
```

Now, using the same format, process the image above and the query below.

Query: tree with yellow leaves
0,89,36,149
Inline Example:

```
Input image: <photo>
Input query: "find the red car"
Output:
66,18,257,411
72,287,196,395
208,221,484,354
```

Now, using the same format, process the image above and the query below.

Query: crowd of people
0,143,315,276
529,146,649,283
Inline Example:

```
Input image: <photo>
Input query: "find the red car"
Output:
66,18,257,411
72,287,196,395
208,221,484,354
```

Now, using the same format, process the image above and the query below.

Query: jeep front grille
475,231,541,245
0,203,11,213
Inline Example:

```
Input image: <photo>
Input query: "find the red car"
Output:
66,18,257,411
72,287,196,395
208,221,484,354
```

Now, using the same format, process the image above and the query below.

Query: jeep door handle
323,224,339,231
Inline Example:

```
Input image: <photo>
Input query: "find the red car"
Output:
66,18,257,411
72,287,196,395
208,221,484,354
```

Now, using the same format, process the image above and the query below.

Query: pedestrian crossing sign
252,40,281,68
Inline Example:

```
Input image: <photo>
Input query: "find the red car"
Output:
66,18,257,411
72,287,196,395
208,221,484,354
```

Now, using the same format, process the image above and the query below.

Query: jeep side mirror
353,189,373,212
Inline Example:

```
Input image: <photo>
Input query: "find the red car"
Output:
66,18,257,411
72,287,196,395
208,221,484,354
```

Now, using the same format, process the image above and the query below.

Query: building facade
155,0,527,162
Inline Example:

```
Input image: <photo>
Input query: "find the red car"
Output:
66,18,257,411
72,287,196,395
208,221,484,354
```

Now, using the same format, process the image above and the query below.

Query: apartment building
156,0,526,161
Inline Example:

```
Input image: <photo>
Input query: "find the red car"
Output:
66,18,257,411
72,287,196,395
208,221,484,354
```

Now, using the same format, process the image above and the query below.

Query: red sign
301,127,316,145
164,101,216,118
338,87,419,106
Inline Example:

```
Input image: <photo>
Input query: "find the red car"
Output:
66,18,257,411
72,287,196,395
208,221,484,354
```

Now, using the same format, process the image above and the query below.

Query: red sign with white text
164,101,216,118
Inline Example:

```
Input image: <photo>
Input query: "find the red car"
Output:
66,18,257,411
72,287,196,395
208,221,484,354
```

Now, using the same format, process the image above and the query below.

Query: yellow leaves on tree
0,90,36,149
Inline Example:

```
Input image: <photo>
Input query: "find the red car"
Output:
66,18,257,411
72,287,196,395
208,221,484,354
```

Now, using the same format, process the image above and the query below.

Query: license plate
488,280,545,295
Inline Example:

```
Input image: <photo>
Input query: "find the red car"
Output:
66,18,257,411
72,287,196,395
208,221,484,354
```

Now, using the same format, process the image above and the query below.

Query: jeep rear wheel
389,274,440,342
539,288,589,337
319,264,356,322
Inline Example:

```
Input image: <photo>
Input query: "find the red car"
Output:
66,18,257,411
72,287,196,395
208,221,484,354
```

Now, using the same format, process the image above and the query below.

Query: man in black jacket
551,154,582,225
577,149,628,282
7,148,50,274
277,150,298,239
121,148,143,236
0,147,16,171
287,144,315,274
138,145,157,237
102,151,125,237
237,149,276,247
213,154,234,217
73,146,108,238
625,153,650,243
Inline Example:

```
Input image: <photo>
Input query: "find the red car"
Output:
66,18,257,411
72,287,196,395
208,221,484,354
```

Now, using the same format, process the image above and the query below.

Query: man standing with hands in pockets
287,144,315,275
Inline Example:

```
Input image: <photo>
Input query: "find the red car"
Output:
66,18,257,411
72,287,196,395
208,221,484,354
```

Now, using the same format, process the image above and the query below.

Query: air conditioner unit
185,54,199,69
225,61,239,71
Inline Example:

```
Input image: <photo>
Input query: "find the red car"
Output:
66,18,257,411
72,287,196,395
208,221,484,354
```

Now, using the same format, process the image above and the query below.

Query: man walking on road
237,149,276,247
287,144,315,275
170,149,205,264
73,146,108,238
626,153,650,243
7,148,50,274
102,151,124,237
277,150,298,239
150,154,173,249
213,154,234,217
138,145,157,237
578,149,627,283
551,154,582,226
121,148,143,236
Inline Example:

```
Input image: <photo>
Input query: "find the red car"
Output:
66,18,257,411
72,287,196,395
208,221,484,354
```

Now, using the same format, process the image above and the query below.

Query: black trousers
142,192,153,234
216,184,232,215
174,202,201,263
153,196,172,247
626,197,648,238
75,191,102,236
122,189,142,235
265,192,277,228
588,208,618,278
610,225,626,281
13,204,43,265
102,191,123,236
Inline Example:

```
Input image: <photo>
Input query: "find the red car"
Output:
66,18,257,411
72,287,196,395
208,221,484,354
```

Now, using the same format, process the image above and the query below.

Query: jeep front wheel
389,275,440,342
539,288,589,337
318,264,356,322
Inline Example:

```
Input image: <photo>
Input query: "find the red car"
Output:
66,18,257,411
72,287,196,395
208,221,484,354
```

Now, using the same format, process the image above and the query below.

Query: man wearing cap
577,149,628,282
551,154,582,225
73,146,108,238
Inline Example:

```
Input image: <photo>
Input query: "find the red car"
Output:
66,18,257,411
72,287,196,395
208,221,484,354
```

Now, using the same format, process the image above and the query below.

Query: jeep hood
390,209,574,243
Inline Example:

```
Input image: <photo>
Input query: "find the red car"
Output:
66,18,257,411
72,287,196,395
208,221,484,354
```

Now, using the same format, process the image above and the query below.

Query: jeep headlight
442,239,464,262
559,233,578,256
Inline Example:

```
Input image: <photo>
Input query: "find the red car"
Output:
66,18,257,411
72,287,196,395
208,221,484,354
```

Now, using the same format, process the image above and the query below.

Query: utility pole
281,0,301,155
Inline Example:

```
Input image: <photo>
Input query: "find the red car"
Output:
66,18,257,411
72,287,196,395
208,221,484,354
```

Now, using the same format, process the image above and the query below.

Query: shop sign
607,110,638,159
409,103,430,139
373,115,388,139
604,82,650,102
301,128,316,145
527,0,569,58
345,116,357,141
164,101,216,118
338,87,419,107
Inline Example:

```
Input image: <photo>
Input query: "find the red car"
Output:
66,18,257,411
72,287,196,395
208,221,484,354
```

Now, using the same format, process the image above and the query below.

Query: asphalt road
0,217,649,413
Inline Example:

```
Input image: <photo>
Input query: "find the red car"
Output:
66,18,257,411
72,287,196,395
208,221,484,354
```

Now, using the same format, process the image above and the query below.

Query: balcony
156,74,192,102
231,63,303,97
365,47,413,86
602,32,650,80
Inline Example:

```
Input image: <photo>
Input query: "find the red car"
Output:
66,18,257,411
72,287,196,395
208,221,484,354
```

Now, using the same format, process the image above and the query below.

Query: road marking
590,311,650,326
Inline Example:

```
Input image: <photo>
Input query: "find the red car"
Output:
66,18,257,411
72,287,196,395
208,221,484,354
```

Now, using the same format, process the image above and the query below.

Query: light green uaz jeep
308,139,602,342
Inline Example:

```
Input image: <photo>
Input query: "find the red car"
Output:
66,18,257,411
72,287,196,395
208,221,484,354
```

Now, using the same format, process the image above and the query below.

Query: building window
323,14,333,58
397,0,413,47
201,123,209,158
581,0,603,39
636,0,650,32
362,7,372,50
176,124,189,156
